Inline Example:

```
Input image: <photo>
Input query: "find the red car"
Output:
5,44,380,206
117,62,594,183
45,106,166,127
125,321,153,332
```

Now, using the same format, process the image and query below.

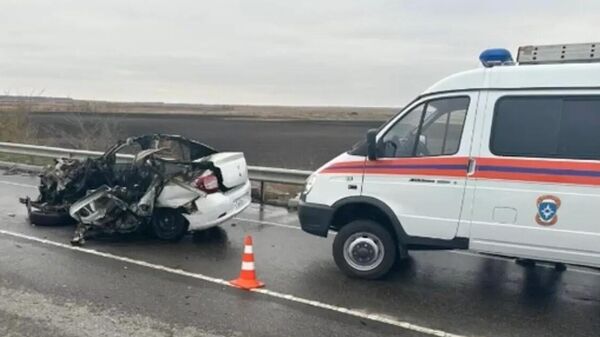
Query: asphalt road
1,172,599,337
30,112,384,170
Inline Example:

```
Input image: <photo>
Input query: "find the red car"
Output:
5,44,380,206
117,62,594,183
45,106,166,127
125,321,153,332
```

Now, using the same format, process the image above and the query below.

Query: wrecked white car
20,134,251,245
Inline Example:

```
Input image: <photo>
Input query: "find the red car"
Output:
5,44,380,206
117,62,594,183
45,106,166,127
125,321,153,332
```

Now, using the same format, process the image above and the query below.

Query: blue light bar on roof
479,48,514,68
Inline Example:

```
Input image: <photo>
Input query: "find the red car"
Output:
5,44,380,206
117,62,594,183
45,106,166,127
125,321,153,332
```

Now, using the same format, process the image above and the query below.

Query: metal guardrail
0,142,312,186
0,142,134,162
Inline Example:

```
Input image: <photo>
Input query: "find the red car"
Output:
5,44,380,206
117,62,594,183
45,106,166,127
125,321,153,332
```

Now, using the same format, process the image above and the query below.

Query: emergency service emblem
535,195,561,226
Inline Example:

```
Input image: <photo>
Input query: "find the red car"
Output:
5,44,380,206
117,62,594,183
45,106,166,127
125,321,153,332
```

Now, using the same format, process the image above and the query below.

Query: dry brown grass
0,95,124,150
39,112,124,151
0,95,397,121
0,101,37,143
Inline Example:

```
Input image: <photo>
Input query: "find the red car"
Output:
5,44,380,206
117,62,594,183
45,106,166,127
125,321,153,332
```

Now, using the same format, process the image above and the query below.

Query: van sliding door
468,92,600,267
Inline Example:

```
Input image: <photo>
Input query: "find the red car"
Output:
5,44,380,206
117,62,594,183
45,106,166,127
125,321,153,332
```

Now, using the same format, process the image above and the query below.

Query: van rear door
468,92,600,267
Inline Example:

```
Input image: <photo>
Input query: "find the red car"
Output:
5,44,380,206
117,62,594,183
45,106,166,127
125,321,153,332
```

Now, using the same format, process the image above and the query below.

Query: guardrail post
260,181,266,204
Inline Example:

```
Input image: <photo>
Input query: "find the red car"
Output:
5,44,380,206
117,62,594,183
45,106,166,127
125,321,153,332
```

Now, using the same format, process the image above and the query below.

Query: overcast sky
1,1,599,106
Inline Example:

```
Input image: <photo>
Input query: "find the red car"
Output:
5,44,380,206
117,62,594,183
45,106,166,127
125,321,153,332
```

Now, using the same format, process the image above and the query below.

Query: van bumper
298,201,334,237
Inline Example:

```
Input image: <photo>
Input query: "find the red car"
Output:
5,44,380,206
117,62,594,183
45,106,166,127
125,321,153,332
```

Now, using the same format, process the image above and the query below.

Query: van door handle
467,158,476,176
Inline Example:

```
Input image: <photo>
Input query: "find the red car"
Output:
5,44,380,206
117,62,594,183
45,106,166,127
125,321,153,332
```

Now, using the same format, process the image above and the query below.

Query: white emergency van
298,42,600,279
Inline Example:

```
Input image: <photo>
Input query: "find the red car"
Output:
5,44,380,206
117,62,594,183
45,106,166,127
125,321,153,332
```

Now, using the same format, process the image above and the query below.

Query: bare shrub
40,111,124,151
0,99,38,143
0,94,123,150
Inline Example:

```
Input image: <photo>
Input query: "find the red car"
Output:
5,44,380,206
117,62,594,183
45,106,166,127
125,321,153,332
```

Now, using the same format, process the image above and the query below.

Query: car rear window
491,95,600,160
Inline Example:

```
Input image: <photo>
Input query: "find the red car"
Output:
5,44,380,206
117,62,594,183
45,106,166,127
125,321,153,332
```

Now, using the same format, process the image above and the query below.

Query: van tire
333,220,397,279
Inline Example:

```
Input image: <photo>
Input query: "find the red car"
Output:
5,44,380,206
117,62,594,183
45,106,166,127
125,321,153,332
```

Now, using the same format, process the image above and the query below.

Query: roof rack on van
517,42,600,65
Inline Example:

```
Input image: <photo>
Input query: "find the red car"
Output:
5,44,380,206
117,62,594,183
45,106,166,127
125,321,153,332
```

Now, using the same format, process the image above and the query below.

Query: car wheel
151,208,189,241
29,210,76,226
333,219,397,280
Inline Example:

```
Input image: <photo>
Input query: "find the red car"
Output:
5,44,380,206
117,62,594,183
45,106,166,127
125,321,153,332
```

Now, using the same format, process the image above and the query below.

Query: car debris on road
20,134,252,246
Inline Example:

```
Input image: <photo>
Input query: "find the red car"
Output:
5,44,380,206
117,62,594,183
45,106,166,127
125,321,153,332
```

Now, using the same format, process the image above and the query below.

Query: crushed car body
20,134,252,245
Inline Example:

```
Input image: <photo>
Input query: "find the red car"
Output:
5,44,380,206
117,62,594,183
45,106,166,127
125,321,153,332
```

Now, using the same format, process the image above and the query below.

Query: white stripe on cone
244,245,253,254
241,261,255,270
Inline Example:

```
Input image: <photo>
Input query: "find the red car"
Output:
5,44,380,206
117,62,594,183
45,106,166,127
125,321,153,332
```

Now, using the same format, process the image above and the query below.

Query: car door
468,91,600,267
361,94,478,240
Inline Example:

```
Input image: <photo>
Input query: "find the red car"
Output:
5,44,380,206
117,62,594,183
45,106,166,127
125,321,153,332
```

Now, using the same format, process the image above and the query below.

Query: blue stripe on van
326,164,467,171
478,165,600,177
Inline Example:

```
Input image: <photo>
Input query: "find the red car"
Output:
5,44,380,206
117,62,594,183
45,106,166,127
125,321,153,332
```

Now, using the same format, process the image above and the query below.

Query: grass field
0,96,397,121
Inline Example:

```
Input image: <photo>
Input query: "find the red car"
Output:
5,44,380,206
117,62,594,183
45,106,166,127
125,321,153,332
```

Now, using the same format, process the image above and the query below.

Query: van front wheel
333,220,397,279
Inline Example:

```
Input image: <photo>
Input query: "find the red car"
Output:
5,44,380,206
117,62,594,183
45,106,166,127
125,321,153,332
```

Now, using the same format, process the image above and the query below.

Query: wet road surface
30,112,384,170
1,172,599,337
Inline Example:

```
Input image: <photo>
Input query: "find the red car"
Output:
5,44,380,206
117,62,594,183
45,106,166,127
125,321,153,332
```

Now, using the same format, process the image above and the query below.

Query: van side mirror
366,129,378,161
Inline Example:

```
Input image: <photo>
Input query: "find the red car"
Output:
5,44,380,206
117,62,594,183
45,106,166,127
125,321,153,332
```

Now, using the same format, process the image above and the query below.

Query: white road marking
234,216,338,235
0,229,465,337
0,180,38,189
3,178,599,277
234,217,301,230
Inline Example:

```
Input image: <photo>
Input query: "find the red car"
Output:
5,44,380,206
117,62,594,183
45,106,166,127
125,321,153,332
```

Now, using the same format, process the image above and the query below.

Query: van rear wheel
333,220,397,279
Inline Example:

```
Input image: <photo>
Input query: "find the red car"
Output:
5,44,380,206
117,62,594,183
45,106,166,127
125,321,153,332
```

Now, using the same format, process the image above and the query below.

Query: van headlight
304,174,317,195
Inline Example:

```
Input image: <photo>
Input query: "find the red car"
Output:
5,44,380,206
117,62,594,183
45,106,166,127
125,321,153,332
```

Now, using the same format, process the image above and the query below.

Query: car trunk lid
199,152,248,189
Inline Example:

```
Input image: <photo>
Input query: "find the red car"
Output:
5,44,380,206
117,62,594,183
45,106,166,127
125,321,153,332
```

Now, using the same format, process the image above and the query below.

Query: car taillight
194,172,219,193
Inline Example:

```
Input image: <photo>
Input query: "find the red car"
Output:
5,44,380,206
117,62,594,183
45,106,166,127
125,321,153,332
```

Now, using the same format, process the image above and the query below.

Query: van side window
420,100,468,157
379,97,470,158
378,103,424,157
561,99,600,158
491,96,600,160
491,97,562,157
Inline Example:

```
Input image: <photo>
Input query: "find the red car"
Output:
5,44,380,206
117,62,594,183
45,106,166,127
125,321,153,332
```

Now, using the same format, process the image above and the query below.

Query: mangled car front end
20,134,251,245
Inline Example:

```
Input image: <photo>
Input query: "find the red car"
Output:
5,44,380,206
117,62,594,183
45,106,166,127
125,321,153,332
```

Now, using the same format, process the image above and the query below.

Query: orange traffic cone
230,235,265,290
